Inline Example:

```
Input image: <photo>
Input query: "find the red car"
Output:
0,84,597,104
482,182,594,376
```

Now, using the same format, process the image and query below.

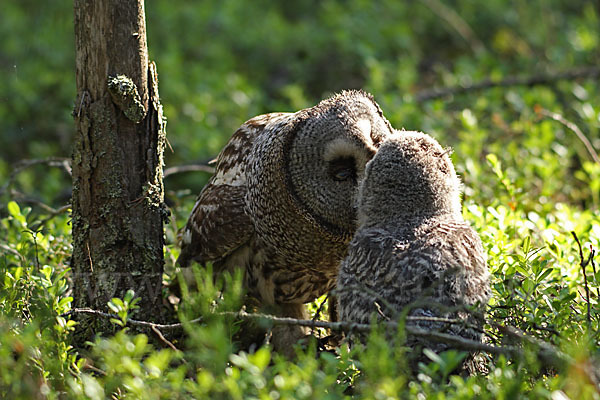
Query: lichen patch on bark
107,74,146,123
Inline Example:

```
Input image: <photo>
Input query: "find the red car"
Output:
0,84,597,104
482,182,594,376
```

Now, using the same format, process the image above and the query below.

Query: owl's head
282,90,394,239
357,131,462,227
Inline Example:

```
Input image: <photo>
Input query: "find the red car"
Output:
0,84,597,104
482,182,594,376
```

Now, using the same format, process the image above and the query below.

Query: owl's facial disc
328,156,357,183
285,120,378,239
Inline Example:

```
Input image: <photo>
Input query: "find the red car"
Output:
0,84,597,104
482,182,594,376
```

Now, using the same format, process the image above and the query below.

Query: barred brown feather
178,90,394,323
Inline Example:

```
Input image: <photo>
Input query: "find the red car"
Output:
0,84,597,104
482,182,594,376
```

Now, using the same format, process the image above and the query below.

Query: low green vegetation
1,0,599,398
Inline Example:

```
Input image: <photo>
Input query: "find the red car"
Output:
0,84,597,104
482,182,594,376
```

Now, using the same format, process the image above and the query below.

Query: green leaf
7,201,26,225
422,348,442,364
7,201,21,218
124,289,135,304
82,374,105,400
536,267,553,282
250,347,271,372
108,299,124,314
522,236,531,254
486,153,499,168
13,266,22,281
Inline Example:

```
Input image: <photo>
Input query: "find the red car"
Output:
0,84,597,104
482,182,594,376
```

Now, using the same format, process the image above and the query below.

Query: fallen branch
60,307,202,330
61,307,460,332
62,307,573,369
414,66,600,102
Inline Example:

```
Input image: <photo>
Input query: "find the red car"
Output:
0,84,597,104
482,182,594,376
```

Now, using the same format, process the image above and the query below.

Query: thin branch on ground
537,107,600,165
419,0,485,55
414,66,600,102
374,302,391,321
62,307,461,332
60,307,202,330
164,164,215,178
62,307,575,371
23,229,41,269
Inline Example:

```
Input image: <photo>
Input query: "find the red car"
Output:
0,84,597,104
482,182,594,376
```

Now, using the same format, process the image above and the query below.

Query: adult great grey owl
337,131,490,365
177,90,394,348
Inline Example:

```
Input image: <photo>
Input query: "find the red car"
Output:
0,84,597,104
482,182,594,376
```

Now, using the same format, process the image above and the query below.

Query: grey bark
72,0,167,343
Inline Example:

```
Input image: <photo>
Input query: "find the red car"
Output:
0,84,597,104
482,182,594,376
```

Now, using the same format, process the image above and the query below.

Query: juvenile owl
337,131,490,362
178,90,394,349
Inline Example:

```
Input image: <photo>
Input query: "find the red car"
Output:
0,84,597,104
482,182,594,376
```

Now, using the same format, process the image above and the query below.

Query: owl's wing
437,221,487,273
177,113,291,268
428,220,490,305
337,228,399,323
452,223,490,304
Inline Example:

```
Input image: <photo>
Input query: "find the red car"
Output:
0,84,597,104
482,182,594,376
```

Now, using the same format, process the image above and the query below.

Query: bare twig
61,308,468,333
61,306,598,382
312,295,329,322
537,108,600,165
29,204,71,231
414,66,600,102
8,189,66,215
420,0,485,55
86,241,93,273
61,307,571,366
76,91,89,118
571,231,593,326
310,295,330,337
163,164,215,178
532,323,561,337
23,229,40,269
495,324,573,368
60,308,202,329
590,245,600,299
165,136,174,154
151,325,181,353
374,302,391,321
83,363,107,377
0,244,25,263
0,157,72,195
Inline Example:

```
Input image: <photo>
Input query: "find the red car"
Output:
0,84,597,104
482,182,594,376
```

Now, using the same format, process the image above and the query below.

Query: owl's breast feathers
176,113,291,268
338,218,489,322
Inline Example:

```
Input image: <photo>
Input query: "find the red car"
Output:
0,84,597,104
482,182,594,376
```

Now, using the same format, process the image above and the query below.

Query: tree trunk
72,0,167,343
